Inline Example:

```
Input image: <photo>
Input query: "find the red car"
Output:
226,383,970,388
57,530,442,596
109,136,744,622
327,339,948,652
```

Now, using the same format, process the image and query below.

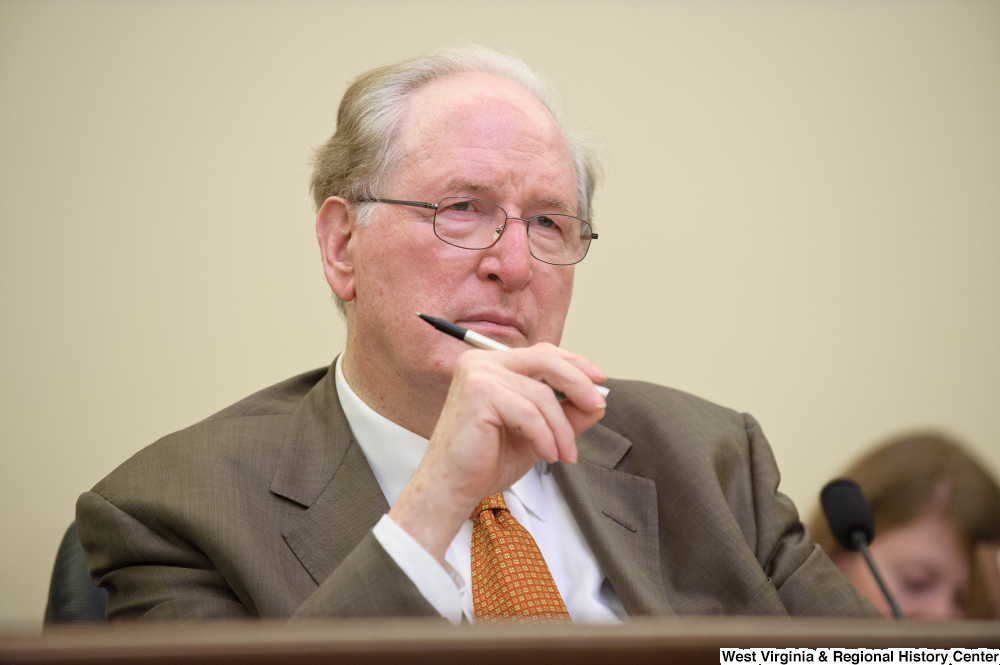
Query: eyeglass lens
433,197,593,265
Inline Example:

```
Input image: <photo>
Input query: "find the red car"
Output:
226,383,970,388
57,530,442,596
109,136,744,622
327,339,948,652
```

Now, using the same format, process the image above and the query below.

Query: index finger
497,344,608,411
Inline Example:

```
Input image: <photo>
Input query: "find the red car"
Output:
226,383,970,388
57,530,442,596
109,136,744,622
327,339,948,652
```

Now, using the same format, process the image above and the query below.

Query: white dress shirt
334,354,624,625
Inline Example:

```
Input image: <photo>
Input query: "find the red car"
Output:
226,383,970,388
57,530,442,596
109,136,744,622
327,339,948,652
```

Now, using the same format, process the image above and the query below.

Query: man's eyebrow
441,182,574,213
539,197,573,213
443,179,492,194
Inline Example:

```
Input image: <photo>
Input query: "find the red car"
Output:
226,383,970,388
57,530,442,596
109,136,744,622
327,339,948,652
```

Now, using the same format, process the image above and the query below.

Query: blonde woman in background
808,433,1000,620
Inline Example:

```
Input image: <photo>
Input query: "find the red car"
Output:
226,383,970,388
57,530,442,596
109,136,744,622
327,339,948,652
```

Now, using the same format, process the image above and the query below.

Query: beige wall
1,0,998,626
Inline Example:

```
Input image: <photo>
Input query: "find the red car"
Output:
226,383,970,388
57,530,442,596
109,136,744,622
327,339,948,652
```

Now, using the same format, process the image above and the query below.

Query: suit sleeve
76,491,441,621
77,491,252,620
291,530,443,620
742,414,881,618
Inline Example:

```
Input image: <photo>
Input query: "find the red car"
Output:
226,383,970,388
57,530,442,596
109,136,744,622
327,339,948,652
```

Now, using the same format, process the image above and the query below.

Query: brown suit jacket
76,364,879,620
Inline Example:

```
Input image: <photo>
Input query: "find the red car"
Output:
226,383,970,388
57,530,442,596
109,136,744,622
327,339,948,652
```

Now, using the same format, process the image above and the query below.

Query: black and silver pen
416,313,610,399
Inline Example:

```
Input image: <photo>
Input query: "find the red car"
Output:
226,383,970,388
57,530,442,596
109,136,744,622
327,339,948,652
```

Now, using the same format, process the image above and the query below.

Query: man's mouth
453,312,526,340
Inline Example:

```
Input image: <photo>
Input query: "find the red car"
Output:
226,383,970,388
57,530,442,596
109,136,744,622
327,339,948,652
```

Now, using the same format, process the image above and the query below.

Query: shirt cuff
371,514,465,625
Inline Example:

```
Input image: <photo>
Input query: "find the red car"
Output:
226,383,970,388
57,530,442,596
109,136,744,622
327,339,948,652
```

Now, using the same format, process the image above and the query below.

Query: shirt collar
512,459,549,523
334,352,548,521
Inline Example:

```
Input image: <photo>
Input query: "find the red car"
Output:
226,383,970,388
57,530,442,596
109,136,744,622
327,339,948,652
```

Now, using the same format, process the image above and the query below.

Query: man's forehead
399,74,561,147
389,73,577,210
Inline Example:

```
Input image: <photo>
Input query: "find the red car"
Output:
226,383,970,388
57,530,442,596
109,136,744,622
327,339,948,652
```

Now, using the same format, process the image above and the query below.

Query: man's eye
535,215,557,229
448,201,472,212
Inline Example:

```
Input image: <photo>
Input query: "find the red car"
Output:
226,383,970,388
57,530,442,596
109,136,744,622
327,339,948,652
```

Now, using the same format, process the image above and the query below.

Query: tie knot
470,492,507,520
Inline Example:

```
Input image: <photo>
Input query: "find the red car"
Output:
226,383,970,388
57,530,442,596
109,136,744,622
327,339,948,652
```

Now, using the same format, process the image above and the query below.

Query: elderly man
77,46,877,622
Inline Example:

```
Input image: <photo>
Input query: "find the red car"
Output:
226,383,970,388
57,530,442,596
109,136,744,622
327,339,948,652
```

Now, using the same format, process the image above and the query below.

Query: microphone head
820,479,875,551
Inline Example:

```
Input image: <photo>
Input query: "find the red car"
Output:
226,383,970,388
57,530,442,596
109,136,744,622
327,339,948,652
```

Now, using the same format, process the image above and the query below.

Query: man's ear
316,196,356,303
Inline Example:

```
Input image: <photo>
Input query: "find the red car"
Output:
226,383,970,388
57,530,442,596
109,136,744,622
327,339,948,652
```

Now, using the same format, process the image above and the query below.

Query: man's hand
388,343,607,563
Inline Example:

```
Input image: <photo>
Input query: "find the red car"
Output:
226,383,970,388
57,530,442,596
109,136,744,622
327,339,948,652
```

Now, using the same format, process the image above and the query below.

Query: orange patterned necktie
470,492,571,623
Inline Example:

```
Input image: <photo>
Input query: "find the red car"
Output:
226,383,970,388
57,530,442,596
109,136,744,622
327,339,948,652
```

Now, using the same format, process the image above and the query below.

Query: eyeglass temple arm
356,197,438,210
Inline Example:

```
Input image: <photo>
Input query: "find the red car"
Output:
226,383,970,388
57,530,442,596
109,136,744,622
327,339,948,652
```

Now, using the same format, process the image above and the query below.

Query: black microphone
820,479,905,619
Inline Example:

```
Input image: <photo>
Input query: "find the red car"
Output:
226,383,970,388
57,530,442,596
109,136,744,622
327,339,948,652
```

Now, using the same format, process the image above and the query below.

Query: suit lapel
270,361,389,585
551,423,673,616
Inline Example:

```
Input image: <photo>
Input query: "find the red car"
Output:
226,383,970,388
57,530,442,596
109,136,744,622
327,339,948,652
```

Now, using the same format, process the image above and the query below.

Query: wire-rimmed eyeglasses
356,196,597,266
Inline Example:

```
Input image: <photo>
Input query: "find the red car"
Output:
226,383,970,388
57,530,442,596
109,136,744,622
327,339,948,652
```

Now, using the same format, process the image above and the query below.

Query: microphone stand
852,531,905,619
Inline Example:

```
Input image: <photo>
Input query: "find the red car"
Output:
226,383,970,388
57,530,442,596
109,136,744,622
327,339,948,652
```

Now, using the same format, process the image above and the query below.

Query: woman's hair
807,432,1000,558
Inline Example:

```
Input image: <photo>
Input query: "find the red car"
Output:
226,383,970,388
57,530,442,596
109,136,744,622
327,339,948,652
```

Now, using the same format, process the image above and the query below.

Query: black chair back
44,521,107,623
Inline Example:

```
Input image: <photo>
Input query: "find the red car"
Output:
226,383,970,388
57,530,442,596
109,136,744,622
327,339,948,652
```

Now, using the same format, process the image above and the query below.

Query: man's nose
478,217,533,291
